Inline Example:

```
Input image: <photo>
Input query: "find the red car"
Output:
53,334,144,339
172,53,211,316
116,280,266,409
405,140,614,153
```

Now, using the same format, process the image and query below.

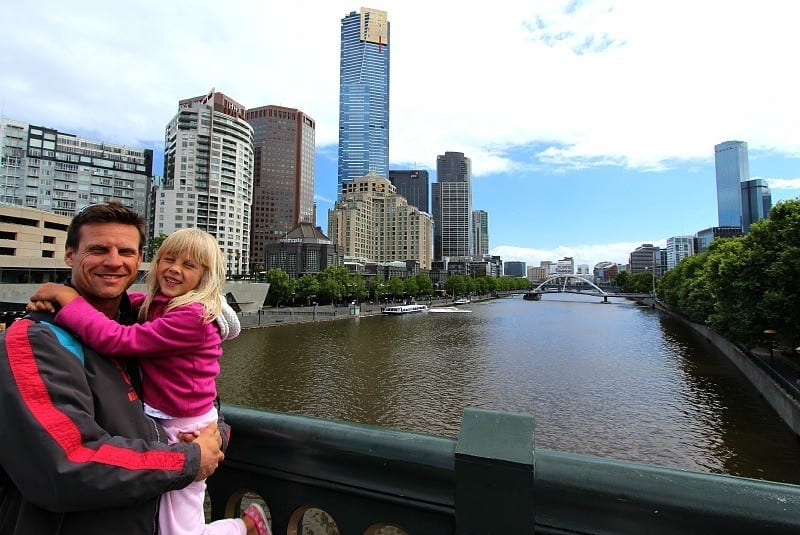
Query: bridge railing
207,405,800,534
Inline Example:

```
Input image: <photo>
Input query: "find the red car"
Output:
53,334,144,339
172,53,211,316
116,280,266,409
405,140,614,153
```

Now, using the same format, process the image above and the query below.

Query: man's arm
0,320,221,512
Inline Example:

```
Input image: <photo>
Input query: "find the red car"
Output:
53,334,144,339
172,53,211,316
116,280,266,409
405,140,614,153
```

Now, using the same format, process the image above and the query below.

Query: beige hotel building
328,173,432,270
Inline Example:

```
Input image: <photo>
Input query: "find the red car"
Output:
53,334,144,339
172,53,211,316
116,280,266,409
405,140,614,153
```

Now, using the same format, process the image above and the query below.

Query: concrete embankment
654,301,800,436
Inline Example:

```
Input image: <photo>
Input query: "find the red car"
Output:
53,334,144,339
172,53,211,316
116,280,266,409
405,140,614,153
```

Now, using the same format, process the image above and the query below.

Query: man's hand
193,423,224,481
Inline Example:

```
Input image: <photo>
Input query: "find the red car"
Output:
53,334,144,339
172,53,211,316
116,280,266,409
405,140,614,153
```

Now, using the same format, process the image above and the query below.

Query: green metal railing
207,405,800,534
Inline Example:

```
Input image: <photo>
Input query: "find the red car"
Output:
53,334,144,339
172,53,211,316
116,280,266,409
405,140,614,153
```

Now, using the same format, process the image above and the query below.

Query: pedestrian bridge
524,274,651,303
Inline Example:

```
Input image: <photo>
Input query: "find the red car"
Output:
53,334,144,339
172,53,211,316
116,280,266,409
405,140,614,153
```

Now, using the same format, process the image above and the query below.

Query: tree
404,276,419,298
387,276,405,299
415,273,434,297
370,275,386,302
295,274,320,304
318,265,350,304
265,268,295,306
146,234,167,261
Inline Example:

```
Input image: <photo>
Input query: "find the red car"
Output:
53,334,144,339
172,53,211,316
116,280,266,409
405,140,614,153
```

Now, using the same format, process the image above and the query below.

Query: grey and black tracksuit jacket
0,293,227,534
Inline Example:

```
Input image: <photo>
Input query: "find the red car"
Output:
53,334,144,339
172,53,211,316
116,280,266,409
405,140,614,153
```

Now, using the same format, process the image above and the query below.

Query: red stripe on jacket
6,320,185,471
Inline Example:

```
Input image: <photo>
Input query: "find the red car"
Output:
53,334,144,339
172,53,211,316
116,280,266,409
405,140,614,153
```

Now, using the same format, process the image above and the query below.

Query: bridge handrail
207,405,800,534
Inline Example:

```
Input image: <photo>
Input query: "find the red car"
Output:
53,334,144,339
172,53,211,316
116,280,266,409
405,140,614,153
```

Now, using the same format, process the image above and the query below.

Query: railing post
455,408,535,534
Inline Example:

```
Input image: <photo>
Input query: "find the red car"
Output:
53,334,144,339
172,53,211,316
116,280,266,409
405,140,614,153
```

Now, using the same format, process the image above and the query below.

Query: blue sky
2,0,799,268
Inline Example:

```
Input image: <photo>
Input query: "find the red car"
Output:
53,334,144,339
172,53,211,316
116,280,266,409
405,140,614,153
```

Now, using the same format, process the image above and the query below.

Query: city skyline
3,1,800,269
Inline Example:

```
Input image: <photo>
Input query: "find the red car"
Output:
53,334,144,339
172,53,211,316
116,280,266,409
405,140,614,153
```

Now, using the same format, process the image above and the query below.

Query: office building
527,266,546,282
245,105,316,270
593,261,618,283
556,257,575,274
741,178,772,233
629,244,661,275
338,7,390,196
388,170,428,213
666,235,694,271
432,151,472,260
156,90,254,276
0,118,152,217
714,140,749,229
504,261,526,277
328,173,432,269
695,226,741,254
472,210,489,256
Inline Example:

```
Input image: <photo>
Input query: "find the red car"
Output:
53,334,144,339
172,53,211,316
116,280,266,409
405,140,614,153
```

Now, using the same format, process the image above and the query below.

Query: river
217,293,800,484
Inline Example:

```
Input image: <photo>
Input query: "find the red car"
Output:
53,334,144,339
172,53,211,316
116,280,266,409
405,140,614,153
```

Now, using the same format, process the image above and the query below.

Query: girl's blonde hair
138,228,226,323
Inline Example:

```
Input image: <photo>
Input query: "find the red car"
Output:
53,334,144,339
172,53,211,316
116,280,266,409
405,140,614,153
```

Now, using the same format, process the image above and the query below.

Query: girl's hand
28,283,79,309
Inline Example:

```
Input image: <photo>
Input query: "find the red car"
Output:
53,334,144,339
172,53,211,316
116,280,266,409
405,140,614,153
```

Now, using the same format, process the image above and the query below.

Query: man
0,201,226,534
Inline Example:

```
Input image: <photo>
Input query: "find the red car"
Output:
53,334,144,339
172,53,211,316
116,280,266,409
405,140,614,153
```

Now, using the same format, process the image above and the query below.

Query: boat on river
383,304,429,315
453,298,471,305
429,306,472,313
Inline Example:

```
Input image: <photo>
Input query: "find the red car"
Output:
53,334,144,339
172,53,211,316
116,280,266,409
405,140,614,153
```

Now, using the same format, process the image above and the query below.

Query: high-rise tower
157,90,254,276
337,7,390,196
714,140,749,229
472,210,489,256
741,178,772,233
388,170,429,213
432,151,472,260
245,105,315,270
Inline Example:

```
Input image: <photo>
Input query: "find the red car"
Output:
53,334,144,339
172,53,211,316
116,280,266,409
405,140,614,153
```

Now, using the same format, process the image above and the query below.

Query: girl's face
156,250,205,298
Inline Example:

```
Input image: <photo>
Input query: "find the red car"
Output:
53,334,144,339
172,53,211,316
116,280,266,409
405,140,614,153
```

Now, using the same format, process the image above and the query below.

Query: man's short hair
65,201,146,251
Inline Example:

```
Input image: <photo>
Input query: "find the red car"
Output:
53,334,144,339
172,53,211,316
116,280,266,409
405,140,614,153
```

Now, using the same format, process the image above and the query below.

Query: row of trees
657,199,800,349
264,266,530,307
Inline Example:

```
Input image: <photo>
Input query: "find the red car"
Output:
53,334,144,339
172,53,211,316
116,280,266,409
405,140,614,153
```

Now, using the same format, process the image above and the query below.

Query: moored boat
383,304,429,315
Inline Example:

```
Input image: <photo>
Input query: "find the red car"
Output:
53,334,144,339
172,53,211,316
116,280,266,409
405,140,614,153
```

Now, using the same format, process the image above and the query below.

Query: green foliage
266,268,295,306
387,276,405,298
295,274,320,304
415,274,434,296
662,198,800,348
146,233,168,261
404,276,419,297
318,265,350,304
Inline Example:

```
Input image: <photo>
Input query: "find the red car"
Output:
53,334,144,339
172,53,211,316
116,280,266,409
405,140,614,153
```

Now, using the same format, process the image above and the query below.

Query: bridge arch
532,274,606,295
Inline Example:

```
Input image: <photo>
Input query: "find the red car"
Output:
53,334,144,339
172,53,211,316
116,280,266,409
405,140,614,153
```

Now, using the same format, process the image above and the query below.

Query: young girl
30,227,270,535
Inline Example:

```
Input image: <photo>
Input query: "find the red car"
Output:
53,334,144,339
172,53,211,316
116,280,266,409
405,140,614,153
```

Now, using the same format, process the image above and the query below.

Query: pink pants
158,407,246,535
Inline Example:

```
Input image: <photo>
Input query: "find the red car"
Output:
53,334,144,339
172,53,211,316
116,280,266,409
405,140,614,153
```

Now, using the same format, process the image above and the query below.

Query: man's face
65,223,143,310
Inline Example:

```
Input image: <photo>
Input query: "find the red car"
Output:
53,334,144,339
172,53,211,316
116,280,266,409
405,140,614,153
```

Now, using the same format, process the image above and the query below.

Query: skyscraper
741,178,772,233
472,209,489,256
432,151,472,260
714,140,749,229
338,7,390,196
388,170,428,213
156,90,254,276
245,105,315,270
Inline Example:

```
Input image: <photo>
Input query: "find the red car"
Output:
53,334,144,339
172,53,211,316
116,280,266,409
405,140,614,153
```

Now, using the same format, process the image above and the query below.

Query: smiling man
0,201,227,535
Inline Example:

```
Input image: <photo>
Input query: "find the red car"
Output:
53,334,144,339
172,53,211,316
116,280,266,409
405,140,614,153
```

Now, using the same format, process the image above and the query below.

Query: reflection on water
218,294,800,484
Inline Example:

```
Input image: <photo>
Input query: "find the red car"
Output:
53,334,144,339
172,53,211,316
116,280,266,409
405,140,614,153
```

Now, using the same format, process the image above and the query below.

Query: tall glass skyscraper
714,140,749,228
432,151,472,260
741,178,772,233
337,7,390,197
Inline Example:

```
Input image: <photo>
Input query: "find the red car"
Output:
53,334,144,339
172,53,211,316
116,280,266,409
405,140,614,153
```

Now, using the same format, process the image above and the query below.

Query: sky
2,0,800,269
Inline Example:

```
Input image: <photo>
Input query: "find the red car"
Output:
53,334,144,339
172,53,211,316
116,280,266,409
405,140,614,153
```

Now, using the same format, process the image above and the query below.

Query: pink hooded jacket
55,293,221,418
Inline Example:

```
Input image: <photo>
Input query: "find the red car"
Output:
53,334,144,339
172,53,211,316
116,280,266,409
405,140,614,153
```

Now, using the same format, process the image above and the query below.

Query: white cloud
764,178,800,190
4,0,800,176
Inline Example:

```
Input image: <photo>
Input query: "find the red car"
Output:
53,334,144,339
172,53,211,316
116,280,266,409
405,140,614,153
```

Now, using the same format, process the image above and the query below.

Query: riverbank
237,294,498,329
